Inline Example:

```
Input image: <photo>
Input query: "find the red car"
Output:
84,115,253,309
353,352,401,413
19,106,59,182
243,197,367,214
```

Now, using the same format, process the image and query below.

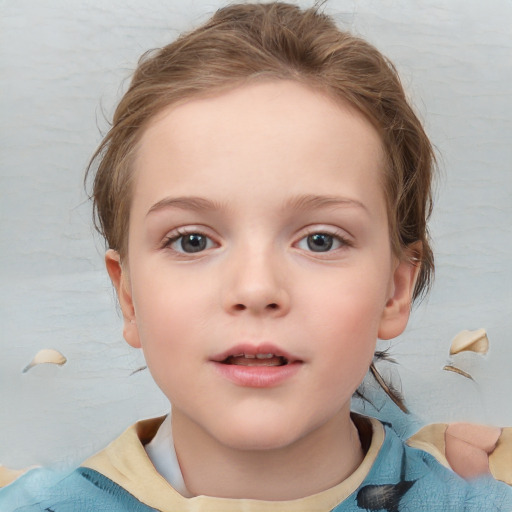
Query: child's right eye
163,232,216,254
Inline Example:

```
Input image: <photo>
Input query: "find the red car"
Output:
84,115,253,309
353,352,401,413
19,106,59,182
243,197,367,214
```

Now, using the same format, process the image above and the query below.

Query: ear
105,249,141,348
378,245,421,340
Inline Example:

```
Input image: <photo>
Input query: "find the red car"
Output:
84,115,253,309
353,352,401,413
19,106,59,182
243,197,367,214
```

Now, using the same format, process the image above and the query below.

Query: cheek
130,271,215,365
307,269,389,331
130,278,182,349
133,298,196,401
301,269,389,369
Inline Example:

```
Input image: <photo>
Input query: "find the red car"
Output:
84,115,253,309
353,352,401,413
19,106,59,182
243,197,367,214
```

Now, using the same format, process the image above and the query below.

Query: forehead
131,80,386,216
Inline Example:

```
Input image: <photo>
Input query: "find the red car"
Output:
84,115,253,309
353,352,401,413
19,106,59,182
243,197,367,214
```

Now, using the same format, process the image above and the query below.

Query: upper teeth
232,353,275,359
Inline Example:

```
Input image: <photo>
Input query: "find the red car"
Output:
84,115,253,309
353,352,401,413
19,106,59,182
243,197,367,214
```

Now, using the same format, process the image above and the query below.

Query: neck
171,407,364,501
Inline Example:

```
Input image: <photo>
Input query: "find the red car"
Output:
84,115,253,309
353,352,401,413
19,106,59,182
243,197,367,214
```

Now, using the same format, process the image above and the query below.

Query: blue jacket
2,416,511,511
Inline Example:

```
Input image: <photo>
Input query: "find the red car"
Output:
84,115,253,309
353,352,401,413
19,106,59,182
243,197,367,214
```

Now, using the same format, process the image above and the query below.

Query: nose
222,245,290,317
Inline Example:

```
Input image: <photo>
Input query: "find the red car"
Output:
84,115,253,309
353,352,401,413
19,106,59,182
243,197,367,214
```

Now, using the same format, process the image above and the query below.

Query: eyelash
295,228,353,254
161,228,218,255
160,227,353,255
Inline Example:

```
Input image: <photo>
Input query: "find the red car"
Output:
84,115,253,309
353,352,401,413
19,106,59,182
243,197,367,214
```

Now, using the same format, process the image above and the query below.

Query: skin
106,80,419,500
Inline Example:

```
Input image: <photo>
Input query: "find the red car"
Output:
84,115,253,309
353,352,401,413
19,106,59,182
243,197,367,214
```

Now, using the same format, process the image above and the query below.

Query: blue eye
307,233,333,252
296,232,346,253
166,232,215,253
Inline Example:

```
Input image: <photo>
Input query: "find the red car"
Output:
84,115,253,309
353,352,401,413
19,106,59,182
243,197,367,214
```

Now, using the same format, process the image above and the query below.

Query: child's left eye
296,232,348,253
164,232,216,253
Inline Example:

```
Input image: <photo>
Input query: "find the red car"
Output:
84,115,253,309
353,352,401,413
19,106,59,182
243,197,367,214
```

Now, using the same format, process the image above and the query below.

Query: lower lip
212,361,302,388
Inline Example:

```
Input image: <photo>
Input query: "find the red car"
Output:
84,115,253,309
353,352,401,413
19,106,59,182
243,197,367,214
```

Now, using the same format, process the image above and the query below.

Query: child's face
107,81,416,451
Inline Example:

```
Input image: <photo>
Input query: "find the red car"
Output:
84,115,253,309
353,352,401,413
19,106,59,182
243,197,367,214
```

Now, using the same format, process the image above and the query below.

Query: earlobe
378,248,421,340
105,249,142,348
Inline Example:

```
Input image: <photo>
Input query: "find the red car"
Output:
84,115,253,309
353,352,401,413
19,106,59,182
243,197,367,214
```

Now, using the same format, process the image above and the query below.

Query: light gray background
1,0,511,469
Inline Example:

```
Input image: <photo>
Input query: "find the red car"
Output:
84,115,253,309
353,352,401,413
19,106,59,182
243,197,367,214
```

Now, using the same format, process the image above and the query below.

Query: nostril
229,302,281,313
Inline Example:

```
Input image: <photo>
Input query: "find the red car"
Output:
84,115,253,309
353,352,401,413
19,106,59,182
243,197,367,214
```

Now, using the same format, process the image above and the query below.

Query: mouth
211,344,300,367
211,345,302,387
222,353,289,367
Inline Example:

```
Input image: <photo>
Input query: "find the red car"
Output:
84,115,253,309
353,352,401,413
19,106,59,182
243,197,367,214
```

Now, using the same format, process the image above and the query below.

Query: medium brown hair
88,1,435,302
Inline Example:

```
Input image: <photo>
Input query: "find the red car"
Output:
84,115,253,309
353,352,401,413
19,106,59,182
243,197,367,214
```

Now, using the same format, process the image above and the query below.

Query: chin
221,431,298,452
212,415,308,452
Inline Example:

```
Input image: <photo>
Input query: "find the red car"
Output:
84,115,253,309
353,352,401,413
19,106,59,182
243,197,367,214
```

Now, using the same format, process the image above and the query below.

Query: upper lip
211,343,301,363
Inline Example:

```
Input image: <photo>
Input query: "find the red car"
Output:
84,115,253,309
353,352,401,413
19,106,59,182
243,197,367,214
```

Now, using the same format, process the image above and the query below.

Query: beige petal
449,328,489,355
0,464,31,487
22,348,67,373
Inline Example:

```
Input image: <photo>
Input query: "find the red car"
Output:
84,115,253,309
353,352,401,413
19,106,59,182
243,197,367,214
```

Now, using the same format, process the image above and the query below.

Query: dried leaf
449,329,489,355
130,365,148,375
22,348,67,373
443,365,474,380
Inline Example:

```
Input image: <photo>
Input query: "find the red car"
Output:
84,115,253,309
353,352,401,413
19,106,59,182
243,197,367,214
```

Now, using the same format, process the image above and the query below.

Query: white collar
144,412,191,497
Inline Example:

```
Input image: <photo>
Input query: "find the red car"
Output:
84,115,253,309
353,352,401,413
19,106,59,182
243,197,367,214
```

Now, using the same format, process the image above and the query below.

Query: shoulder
0,416,167,512
357,422,512,511
0,466,158,512
408,422,512,485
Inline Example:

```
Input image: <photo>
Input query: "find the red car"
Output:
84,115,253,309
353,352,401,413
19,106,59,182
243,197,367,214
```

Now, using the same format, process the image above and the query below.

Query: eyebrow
285,194,368,213
146,194,367,216
147,196,225,216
